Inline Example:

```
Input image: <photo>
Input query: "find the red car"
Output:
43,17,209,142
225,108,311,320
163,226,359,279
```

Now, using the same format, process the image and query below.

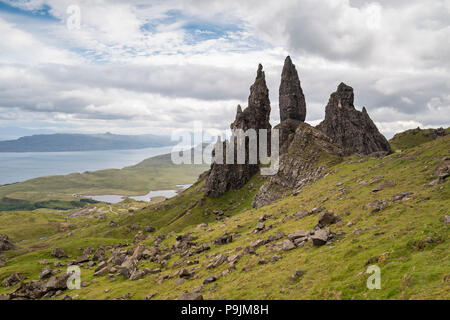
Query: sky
0,0,449,140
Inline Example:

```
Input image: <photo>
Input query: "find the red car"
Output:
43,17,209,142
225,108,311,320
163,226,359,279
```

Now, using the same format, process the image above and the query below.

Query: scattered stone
0,234,16,252
177,292,203,300
206,254,228,269
270,255,281,263
2,273,23,287
365,199,388,213
144,226,155,233
179,268,192,279
392,192,414,201
372,180,396,192
282,239,296,251
145,293,157,300
253,222,266,233
290,270,305,281
445,215,450,225
311,228,330,246
258,258,268,265
203,276,217,285
129,269,145,281
39,267,53,280
133,231,146,244
317,210,338,227
46,273,70,291
51,248,68,259
287,230,309,241
214,234,233,245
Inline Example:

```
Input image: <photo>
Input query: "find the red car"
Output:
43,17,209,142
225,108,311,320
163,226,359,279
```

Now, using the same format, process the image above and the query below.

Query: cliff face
252,122,342,208
316,83,392,156
204,64,271,198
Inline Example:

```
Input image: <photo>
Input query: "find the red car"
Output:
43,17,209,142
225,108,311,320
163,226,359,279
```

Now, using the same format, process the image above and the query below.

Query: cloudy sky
0,0,449,140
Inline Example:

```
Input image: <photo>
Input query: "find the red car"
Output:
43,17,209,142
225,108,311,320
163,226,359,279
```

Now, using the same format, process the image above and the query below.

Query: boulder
287,230,309,241
311,228,330,246
51,248,68,259
176,292,203,300
214,234,233,245
203,276,217,285
317,210,338,227
45,273,70,291
2,273,23,287
0,234,16,252
282,239,296,251
39,267,53,280
10,280,47,300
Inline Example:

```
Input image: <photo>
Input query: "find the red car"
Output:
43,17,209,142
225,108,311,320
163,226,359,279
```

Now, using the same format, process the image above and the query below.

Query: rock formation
204,64,272,198
279,56,306,123
276,56,307,154
252,122,342,208
317,83,392,156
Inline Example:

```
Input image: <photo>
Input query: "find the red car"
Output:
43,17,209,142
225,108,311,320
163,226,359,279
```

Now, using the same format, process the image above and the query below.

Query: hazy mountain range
0,133,175,152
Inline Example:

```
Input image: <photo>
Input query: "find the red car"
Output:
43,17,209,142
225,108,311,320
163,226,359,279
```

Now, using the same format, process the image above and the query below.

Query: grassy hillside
389,127,449,151
0,132,448,300
0,152,209,208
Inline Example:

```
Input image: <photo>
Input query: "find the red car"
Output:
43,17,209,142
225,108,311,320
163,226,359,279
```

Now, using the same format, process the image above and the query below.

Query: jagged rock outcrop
205,64,271,198
252,122,342,208
279,56,306,123
276,56,306,154
317,83,392,156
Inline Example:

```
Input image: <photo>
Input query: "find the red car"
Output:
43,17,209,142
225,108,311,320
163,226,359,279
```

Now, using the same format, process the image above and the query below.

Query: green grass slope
0,134,448,300
389,127,449,151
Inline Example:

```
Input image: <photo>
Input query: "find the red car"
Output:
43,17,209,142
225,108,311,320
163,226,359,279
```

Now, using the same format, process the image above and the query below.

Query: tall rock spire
204,64,272,198
279,56,306,122
317,83,392,156
275,56,307,154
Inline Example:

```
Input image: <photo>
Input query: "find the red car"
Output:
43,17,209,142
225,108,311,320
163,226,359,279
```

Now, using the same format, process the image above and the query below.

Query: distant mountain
0,133,176,152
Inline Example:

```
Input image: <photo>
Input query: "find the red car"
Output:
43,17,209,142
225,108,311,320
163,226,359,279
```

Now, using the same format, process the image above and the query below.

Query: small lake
82,184,192,204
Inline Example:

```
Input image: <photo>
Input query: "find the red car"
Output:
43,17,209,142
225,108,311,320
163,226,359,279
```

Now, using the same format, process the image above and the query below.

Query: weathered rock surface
2,273,23,287
0,234,15,252
252,122,342,208
205,64,271,198
311,228,331,246
317,83,392,156
51,248,68,259
276,56,307,154
279,56,306,123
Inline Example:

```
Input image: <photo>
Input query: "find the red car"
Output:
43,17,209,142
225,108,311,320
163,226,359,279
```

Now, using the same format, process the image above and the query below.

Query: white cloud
0,0,448,137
